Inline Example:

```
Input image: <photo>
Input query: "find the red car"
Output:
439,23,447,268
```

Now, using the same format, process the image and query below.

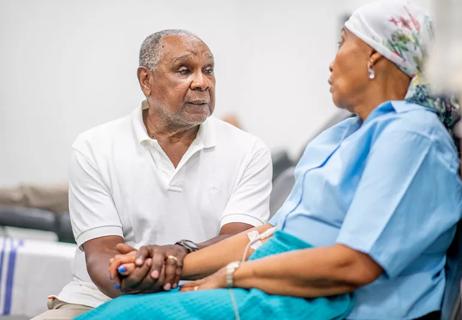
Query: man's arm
68,145,127,296
83,236,125,298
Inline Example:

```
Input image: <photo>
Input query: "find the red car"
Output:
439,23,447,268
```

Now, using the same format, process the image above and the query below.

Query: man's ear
137,67,152,97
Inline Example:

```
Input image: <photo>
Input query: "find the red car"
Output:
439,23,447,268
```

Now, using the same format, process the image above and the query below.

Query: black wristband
174,239,199,253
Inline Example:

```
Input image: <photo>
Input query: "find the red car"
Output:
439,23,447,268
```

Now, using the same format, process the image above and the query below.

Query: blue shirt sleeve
336,128,462,278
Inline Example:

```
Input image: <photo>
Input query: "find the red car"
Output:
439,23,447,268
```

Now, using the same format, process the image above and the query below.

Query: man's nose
190,71,210,91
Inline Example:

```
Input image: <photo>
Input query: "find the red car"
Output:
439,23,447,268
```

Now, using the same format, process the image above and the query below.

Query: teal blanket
77,231,352,319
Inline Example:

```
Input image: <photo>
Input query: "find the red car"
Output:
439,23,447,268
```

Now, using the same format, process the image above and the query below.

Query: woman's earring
368,65,375,80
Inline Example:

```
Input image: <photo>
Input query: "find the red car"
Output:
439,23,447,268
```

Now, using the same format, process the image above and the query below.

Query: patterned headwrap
345,0,460,129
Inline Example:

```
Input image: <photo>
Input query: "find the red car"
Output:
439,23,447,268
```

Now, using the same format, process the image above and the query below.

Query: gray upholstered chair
0,206,74,243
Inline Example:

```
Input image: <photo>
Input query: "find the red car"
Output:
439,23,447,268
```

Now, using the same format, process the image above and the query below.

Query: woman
78,1,462,319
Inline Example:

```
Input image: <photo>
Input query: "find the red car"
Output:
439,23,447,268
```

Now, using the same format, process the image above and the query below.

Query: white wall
0,0,431,186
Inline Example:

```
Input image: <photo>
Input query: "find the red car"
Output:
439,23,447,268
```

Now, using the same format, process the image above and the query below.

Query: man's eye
204,67,214,75
178,67,190,75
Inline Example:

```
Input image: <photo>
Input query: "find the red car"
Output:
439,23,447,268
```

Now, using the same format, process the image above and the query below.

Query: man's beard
157,103,211,132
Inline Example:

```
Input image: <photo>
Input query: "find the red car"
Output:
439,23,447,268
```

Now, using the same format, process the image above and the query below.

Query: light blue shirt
270,100,462,319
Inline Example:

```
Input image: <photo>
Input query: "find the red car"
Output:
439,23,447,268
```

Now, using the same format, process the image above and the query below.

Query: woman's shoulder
371,100,451,142
368,100,459,166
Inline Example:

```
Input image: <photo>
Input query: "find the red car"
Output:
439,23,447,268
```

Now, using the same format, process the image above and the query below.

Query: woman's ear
137,67,152,97
366,49,384,80
368,50,384,68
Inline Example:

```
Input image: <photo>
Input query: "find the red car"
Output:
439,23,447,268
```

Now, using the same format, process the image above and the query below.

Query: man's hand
134,244,187,291
110,244,188,293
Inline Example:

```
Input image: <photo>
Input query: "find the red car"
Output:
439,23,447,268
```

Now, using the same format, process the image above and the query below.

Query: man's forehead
159,34,214,62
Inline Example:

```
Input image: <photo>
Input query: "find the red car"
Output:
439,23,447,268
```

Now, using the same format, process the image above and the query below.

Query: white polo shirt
57,103,272,307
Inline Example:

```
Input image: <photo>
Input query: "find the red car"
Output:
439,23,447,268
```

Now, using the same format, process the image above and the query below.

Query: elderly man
32,29,272,320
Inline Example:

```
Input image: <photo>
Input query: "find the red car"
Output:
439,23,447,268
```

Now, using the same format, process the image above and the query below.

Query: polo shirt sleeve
220,139,272,227
336,129,461,278
69,146,123,249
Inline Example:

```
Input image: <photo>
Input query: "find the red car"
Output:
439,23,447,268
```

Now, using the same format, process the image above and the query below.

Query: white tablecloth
0,237,76,317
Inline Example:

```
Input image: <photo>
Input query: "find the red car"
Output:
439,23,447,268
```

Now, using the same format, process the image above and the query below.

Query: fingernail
164,283,171,291
118,265,127,274
173,283,177,289
113,284,121,290
136,258,143,265
151,270,159,279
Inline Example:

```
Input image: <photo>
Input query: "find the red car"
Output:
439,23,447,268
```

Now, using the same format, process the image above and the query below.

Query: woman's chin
330,92,348,110
330,93,341,108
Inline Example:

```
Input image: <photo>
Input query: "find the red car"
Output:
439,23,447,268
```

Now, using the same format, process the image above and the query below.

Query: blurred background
0,0,435,186
2,0,462,318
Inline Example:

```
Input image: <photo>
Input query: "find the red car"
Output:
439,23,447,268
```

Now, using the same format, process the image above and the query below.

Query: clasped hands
108,243,187,294
109,243,227,294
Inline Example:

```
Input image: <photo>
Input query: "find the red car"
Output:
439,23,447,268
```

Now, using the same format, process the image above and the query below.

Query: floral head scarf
345,0,460,129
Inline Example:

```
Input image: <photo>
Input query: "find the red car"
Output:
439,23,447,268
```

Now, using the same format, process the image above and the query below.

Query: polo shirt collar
131,100,216,149
193,117,216,149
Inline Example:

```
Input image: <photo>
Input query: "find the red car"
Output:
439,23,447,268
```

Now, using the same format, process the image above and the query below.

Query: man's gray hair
139,29,199,70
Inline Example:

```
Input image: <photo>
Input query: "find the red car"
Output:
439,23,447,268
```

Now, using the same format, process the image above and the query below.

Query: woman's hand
108,243,137,280
180,267,227,292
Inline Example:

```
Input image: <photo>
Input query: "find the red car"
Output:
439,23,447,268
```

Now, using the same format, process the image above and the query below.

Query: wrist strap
174,239,199,253
226,261,241,288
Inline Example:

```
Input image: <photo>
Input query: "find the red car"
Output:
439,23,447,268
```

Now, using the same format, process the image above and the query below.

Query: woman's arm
183,243,383,297
181,224,273,279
